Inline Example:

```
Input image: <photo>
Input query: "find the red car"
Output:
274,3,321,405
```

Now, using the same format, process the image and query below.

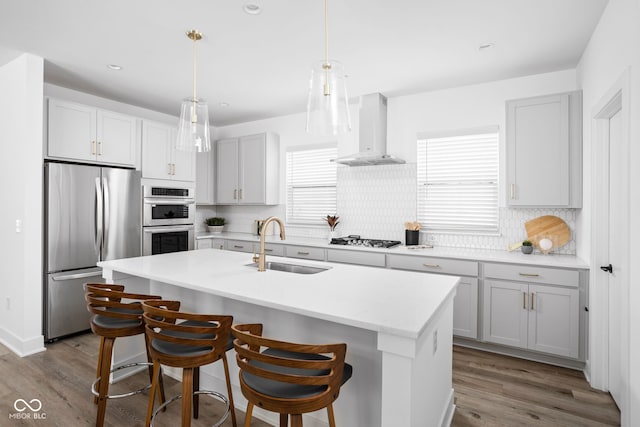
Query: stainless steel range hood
334,93,405,166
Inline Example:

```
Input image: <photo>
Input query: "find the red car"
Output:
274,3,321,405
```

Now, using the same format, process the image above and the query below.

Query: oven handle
143,199,195,206
143,225,195,233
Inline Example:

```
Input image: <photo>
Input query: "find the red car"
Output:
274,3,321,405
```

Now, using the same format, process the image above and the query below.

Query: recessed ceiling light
219,102,230,108
107,64,122,70
478,43,494,51
243,3,261,15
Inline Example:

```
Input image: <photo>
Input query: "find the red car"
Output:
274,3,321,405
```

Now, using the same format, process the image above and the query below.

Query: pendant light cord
192,35,198,101
323,0,331,96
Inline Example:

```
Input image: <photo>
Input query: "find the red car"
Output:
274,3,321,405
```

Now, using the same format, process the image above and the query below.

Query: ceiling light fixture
107,64,122,71
243,3,261,15
176,29,211,153
305,0,351,135
478,43,495,51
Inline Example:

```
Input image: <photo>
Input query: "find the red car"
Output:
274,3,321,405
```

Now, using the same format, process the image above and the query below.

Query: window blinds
417,131,499,233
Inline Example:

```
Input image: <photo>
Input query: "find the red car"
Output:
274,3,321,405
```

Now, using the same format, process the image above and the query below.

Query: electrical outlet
433,329,438,354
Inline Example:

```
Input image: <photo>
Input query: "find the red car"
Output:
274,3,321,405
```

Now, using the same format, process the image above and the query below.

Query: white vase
208,225,224,234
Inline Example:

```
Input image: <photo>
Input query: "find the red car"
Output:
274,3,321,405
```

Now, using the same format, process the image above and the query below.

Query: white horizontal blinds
417,131,499,233
286,145,338,225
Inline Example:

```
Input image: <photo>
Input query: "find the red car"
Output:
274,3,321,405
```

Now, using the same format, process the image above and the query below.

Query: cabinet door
142,121,172,179
483,280,528,349
172,130,196,182
97,110,137,166
238,134,266,204
453,277,478,339
216,138,239,204
196,150,214,204
506,93,570,206
527,284,579,358
196,239,213,249
48,98,97,162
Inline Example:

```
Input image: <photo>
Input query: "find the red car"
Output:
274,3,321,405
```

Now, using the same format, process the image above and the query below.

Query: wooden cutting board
524,215,570,250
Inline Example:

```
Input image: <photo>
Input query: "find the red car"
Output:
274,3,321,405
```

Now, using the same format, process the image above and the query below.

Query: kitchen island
99,249,459,427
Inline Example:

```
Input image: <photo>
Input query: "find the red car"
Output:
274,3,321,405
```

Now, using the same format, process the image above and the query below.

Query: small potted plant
325,215,340,241
205,217,226,234
521,239,533,254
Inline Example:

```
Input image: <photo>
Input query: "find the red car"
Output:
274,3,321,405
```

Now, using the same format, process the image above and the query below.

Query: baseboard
439,388,456,427
0,328,45,357
110,351,148,383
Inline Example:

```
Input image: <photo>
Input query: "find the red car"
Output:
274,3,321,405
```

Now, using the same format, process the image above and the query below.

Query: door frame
589,68,630,422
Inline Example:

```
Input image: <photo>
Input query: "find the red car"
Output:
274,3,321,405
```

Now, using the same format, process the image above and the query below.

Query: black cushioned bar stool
84,283,166,427
232,323,353,427
142,299,238,427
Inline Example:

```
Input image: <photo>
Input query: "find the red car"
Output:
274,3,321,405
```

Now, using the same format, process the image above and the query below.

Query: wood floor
0,334,619,426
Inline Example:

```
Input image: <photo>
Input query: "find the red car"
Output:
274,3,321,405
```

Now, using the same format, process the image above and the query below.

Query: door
239,134,266,204
216,138,239,203
101,167,141,261
607,109,628,409
142,121,172,179
483,280,528,348
47,98,97,162
97,109,137,166
46,162,101,272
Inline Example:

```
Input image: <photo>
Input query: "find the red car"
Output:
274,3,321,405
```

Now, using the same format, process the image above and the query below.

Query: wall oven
142,185,195,255
143,185,195,226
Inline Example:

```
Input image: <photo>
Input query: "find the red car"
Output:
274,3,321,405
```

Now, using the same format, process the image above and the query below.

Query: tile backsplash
197,163,577,254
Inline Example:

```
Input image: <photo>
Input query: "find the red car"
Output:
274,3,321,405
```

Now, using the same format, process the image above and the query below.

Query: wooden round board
524,215,570,250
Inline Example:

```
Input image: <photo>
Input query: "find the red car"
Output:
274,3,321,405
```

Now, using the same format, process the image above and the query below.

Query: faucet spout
256,216,286,271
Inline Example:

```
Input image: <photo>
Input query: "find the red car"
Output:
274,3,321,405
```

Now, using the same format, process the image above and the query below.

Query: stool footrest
91,362,153,399
150,390,230,427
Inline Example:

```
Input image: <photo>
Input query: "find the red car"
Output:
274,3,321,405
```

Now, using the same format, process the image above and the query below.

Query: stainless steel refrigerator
44,162,141,341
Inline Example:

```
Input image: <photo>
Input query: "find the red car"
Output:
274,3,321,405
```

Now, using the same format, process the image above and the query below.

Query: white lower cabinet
283,245,325,261
196,238,225,250
225,240,255,253
483,279,579,358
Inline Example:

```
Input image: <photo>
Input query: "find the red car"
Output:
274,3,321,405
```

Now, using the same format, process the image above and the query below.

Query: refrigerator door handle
102,177,110,259
95,177,103,256
52,271,103,281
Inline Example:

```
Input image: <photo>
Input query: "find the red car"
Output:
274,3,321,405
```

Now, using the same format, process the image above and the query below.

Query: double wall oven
142,185,195,255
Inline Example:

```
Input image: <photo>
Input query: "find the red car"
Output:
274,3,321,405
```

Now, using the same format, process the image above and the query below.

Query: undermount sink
246,261,330,274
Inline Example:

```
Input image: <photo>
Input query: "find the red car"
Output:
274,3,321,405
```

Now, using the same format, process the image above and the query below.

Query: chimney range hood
333,93,405,166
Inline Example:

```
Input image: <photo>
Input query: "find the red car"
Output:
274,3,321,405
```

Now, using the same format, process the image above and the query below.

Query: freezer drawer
45,268,103,341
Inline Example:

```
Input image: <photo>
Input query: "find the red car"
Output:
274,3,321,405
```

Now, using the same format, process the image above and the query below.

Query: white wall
576,0,640,424
213,70,580,248
0,54,45,356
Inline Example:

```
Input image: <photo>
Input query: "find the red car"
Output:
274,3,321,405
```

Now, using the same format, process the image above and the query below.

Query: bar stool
142,299,238,427
232,323,353,427
84,283,165,427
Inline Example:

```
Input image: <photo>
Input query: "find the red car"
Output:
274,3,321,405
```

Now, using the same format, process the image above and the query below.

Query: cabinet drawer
327,249,386,267
484,263,579,287
284,245,325,261
262,243,284,257
387,254,478,277
225,240,255,253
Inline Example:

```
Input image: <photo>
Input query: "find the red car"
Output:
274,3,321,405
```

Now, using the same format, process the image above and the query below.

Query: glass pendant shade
306,60,351,136
176,97,211,152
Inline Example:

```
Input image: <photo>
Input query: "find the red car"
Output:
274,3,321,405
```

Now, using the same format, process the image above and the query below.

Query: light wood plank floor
452,346,620,426
0,334,620,426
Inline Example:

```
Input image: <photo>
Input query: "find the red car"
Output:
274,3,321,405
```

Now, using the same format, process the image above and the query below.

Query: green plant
205,217,225,226
522,239,532,246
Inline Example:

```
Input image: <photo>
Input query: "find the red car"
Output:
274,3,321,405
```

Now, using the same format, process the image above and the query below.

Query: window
286,144,338,225
417,128,499,233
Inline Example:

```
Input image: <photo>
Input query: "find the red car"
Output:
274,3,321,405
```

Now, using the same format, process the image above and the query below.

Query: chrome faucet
253,216,286,271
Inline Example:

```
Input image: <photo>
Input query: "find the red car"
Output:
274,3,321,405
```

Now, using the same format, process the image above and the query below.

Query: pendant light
176,30,211,152
305,0,351,135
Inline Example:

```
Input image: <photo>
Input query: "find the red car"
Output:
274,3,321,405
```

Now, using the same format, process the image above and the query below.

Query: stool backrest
232,323,347,409
142,300,233,368
84,283,161,326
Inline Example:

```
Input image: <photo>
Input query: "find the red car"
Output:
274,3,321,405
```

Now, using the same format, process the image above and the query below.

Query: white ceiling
0,0,608,126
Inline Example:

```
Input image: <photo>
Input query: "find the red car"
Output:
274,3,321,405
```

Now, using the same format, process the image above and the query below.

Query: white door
215,138,239,204
142,121,172,179
607,109,628,410
97,110,137,166
239,134,266,204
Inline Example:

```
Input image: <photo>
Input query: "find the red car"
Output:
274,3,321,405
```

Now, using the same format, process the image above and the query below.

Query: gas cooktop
329,235,402,249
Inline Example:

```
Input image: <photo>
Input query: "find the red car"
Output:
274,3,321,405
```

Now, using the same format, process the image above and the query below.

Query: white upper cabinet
47,98,137,166
142,120,195,182
215,132,279,205
196,150,215,204
506,90,582,207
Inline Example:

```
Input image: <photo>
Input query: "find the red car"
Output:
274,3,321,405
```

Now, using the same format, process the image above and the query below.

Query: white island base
99,249,458,427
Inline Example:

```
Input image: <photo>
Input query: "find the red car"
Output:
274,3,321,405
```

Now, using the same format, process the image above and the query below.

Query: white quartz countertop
98,249,458,339
196,231,589,269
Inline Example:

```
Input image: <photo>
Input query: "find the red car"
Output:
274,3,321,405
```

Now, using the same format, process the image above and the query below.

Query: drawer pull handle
423,263,441,269
523,292,527,309
264,249,273,252
234,245,244,249
519,273,540,277
297,251,310,255
530,293,535,311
